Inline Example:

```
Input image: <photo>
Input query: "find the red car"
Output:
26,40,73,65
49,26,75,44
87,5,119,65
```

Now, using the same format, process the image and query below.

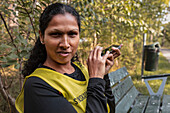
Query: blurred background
0,0,170,112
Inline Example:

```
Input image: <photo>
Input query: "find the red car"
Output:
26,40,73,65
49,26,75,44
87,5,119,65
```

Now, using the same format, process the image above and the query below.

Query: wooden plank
112,76,134,104
144,95,161,113
115,86,139,113
161,95,170,113
108,67,128,86
130,95,149,113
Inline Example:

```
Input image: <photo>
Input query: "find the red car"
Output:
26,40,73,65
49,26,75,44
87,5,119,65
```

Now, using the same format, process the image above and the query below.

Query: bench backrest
108,67,139,113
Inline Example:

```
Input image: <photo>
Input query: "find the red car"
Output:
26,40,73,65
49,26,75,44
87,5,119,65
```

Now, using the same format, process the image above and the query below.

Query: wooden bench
108,67,170,113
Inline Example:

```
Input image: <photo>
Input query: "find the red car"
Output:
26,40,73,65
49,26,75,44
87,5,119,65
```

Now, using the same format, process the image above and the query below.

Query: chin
56,60,71,65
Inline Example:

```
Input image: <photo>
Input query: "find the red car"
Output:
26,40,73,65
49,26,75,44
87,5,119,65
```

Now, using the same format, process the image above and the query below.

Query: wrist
89,75,103,79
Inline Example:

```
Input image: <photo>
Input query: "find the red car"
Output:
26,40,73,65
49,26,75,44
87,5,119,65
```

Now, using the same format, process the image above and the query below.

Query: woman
15,2,120,113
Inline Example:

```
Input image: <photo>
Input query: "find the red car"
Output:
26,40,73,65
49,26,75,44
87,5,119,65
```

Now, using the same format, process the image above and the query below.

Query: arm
86,78,108,113
104,74,115,113
87,76,115,113
87,46,120,113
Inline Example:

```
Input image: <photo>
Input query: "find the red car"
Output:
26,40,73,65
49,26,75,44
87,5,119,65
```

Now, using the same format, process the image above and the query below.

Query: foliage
162,22,170,42
0,0,168,74
0,0,169,112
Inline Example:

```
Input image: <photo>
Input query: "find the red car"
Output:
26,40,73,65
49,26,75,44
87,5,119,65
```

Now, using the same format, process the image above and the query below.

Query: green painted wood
161,95,170,113
144,95,161,113
130,95,149,113
112,76,134,104
115,86,139,113
108,67,128,87
108,67,169,113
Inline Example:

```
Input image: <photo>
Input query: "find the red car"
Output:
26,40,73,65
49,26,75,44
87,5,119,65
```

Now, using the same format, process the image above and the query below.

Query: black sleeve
86,78,108,113
104,74,115,113
24,77,109,113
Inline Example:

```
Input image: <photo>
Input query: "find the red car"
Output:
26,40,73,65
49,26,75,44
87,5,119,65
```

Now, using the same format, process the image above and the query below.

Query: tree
161,22,170,46
0,0,169,112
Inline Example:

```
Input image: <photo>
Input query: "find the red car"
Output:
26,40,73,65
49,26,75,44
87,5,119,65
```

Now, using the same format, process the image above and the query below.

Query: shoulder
24,76,46,89
24,77,62,96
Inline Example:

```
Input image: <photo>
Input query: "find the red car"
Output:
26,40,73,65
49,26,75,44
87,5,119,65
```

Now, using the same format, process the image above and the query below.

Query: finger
102,51,110,61
106,58,114,66
105,59,114,74
97,47,103,59
111,47,121,58
113,51,121,59
93,46,100,59
112,47,120,54
113,53,120,59
107,54,114,61
88,50,93,61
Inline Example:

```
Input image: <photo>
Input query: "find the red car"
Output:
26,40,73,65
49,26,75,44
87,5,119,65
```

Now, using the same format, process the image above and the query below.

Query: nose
59,35,70,50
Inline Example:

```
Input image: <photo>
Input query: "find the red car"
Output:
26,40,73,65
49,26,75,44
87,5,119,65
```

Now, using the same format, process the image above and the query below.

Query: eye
49,32,62,37
68,32,78,37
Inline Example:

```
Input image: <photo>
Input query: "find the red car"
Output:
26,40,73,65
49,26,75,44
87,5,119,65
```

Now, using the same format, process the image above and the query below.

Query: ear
39,30,44,44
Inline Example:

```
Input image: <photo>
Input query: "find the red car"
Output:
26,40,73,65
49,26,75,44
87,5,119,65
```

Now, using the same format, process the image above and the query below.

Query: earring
41,41,44,44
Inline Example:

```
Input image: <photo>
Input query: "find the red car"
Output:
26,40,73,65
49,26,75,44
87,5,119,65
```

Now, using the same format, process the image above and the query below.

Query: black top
39,63,86,81
24,63,115,113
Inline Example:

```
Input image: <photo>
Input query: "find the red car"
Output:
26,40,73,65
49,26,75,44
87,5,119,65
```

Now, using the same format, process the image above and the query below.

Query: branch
20,0,38,40
3,78,13,90
0,12,20,55
3,14,19,26
0,68,17,113
0,12,16,47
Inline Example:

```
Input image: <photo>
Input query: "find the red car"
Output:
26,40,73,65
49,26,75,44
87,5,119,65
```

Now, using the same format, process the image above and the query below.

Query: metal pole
141,33,146,79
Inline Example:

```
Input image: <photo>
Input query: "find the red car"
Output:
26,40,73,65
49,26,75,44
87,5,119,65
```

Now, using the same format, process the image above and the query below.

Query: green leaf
1,64,10,68
0,8,9,14
14,64,20,69
40,1,47,7
7,60,17,65
0,57,7,62
19,50,28,58
1,60,17,68
7,53,18,59
0,44,12,50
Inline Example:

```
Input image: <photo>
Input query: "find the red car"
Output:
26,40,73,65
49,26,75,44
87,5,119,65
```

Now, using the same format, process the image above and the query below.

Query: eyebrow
50,29,79,32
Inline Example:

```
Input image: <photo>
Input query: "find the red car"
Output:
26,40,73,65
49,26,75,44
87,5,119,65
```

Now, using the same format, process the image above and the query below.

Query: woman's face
40,13,80,65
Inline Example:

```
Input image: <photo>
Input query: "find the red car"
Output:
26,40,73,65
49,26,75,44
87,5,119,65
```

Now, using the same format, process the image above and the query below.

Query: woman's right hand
87,46,110,79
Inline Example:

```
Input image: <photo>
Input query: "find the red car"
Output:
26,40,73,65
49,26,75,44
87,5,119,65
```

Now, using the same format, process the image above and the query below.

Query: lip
57,52,71,57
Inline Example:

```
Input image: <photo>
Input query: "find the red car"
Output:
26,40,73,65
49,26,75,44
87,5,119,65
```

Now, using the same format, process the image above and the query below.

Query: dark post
141,33,146,78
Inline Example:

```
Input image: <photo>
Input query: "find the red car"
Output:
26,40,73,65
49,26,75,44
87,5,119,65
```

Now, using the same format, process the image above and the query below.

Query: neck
43,60,75,74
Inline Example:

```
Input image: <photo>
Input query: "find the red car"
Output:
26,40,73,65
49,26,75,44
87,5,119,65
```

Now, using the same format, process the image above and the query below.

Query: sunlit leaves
0,0,169,69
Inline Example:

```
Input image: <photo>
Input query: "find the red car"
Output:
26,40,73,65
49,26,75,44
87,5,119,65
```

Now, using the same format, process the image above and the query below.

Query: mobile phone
101,44,123,56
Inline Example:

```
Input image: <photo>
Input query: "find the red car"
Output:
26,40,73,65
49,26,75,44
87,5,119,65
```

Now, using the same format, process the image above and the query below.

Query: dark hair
39,3,80,35
22,3,81,77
